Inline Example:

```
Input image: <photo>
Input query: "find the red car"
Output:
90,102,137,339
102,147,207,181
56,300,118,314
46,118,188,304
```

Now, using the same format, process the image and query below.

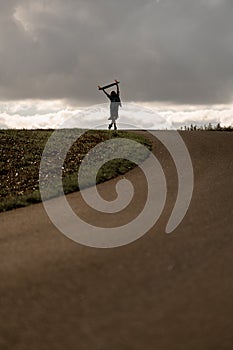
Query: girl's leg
114,122,117,130
108,123,113,130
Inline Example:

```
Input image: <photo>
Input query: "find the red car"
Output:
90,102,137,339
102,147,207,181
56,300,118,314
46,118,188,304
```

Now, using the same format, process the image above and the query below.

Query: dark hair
111,91,116,97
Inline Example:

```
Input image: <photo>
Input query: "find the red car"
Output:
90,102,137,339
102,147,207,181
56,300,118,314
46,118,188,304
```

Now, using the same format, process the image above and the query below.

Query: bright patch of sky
0,100,232,129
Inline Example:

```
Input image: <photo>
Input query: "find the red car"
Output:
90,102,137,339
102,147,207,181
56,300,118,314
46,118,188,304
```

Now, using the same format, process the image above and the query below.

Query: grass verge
0,129,152,212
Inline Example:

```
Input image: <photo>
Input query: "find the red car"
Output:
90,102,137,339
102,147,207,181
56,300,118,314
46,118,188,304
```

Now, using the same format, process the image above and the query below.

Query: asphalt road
0,131,233,350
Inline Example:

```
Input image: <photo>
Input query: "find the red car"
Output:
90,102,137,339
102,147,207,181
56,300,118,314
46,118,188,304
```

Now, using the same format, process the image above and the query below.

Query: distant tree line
180,122,233,132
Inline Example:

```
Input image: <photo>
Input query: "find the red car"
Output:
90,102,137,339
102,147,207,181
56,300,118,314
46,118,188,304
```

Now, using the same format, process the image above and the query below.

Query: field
0,129,152,212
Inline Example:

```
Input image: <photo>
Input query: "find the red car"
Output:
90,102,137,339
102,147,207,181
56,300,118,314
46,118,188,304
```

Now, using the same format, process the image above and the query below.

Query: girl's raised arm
115,80,120,96
103,89,111,100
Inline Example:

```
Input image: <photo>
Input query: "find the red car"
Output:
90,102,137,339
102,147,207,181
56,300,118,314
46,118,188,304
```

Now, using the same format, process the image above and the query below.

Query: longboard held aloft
98,80,120,90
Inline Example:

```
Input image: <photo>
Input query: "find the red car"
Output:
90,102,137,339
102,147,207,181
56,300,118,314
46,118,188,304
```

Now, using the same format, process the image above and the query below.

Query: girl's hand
115,79,119,84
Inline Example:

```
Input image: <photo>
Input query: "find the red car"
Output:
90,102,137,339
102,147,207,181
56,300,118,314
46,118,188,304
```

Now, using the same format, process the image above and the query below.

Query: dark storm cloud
0,0,233,104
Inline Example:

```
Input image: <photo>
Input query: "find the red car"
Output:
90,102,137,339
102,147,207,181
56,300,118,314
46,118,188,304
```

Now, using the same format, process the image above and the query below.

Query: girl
101,80,122,130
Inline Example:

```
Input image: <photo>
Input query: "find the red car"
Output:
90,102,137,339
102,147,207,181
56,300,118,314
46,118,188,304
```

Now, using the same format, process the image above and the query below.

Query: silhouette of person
101,80,121,130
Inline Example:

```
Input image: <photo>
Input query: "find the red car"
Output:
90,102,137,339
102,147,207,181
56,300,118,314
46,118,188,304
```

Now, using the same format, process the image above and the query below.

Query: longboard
98,81,120,90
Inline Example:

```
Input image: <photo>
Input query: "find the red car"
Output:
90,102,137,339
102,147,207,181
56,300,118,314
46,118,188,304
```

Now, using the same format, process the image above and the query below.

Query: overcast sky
0,0,233,128
1,0,233,104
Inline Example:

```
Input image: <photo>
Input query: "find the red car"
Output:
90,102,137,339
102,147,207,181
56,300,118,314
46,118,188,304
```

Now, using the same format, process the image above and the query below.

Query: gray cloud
0,0,233,105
